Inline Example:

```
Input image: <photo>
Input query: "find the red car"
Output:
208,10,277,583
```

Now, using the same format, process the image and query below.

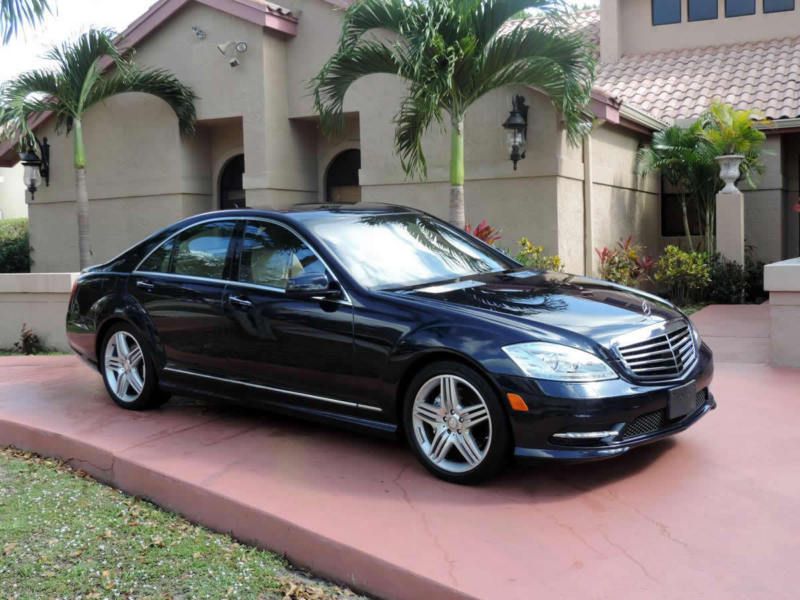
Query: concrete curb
0,417,470,600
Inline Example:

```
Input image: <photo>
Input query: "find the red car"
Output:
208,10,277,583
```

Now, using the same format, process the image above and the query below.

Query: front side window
689,0,718,20
138,221,236,280
764,0,794,12
308,213,514,290
238,221,325,290
726,0,756,16
652,0,681,24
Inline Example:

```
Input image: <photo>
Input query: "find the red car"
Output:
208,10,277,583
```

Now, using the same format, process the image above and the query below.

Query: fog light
552,430,619,440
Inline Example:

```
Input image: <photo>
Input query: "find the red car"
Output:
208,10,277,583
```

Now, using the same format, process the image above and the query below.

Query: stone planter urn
716,154,745,193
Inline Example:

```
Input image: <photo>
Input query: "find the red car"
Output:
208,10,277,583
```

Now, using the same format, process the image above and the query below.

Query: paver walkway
0,304,797,600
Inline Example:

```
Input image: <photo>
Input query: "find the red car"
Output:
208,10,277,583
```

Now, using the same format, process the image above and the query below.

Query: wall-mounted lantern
19,136,49,200
502,95,529,170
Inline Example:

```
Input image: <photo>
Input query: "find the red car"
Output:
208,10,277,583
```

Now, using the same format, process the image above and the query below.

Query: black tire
403,361,511,484
100,323,167,411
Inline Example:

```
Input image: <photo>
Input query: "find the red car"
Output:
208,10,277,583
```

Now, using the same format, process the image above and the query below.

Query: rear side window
138,221,236,280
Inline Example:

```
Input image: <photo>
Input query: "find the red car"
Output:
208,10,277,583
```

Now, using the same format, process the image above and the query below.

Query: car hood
398,270,684,345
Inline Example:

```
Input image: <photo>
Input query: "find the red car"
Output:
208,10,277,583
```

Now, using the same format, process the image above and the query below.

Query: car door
221,219,359,409
129,219,238,376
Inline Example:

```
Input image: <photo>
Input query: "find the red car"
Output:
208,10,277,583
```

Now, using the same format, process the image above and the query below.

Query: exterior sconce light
19,136,50,201
502,95,529,170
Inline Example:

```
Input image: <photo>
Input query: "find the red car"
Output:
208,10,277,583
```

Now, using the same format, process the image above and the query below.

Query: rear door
129,219,238,375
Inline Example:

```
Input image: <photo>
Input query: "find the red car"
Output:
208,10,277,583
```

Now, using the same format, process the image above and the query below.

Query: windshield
308,212,515,289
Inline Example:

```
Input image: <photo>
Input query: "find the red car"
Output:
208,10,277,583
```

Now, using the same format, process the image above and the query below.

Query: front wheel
403,362,511,484
100,324,166,410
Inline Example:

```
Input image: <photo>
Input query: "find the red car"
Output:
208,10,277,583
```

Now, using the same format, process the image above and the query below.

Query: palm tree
1,0,50,43
0,29,197,269
637,123,707,251
312,0,596,228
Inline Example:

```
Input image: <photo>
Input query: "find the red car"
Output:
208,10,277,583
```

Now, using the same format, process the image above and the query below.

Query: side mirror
285,272,342,299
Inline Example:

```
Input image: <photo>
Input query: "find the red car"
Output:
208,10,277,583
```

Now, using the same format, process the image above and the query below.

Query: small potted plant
701,102,767,193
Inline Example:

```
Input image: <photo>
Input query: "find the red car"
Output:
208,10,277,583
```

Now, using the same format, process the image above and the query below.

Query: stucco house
0,0,797,274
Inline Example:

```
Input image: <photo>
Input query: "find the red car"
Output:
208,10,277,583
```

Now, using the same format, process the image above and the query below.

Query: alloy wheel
411,374,492,474
104,331,146,403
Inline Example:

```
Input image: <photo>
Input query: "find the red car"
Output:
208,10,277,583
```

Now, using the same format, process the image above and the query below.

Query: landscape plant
516,237,563,271
0,217,30,272
0,29,197,269
312,0,596,228
637,101,766,255
0,0,49,43
465,219,502,245
653,245,710,305
594,236,653,287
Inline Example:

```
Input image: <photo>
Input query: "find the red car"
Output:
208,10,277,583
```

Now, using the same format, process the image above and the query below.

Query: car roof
190,203,419,222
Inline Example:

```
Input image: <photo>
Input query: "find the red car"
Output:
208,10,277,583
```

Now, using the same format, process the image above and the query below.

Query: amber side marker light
506,393,529,412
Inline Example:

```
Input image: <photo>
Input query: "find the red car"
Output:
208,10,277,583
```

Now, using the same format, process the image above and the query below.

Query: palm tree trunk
449,116,465,229
680,193,694,252
73,119,91,270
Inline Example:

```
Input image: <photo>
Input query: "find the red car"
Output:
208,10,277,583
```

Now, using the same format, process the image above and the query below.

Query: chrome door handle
135,279,155,292
228,294,253,308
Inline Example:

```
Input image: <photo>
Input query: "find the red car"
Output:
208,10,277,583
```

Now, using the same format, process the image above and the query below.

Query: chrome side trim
163,367,382,412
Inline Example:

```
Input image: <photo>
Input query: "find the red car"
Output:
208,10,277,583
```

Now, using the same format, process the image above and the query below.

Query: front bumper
499,342,716,462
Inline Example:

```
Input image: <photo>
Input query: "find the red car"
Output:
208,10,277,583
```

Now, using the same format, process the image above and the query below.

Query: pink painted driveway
0,304,798,600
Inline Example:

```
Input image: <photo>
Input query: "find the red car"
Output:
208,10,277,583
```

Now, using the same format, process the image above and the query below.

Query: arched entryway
219,154,246,209
325,149,361,203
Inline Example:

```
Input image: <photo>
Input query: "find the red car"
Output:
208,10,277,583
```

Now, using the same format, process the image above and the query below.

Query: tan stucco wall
608,0,800,58
0,273,78,351
0,165,27,220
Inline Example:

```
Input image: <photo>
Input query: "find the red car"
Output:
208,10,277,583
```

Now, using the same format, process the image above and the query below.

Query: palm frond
472,21,596,143
0,69,63,143
0,0,50,43
86,65,197,134
394,90,445,178
312,40,404,134
470,0,560,44
338,0,412,47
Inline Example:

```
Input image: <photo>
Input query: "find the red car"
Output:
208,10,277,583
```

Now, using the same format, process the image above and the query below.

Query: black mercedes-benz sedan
67,204,715,483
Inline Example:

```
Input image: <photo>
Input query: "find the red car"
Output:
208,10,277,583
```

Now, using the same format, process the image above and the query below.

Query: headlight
502,342,617,382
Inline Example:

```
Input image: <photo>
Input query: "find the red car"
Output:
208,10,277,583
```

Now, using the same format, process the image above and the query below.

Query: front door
130,219,237,375
221,219,357,407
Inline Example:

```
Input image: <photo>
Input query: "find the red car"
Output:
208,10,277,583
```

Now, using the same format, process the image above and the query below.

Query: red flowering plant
595,236,654,287
465,220,502,245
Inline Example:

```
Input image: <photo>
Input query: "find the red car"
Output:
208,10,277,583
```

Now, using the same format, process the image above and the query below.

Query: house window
689,0,719,20
662,195,703,237
652,0,681,24
764,0,794,12
726,0,756,15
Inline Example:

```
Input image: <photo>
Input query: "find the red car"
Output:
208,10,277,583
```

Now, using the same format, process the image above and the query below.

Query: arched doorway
325,149,361,203
219,154,246,209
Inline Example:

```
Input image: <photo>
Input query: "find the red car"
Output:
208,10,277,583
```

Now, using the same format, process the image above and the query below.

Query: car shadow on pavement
162,394,679,506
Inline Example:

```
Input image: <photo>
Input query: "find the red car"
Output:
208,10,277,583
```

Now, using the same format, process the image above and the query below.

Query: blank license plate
668,381,696,419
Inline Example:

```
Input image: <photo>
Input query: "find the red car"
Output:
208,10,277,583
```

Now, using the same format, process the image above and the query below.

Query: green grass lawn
0,447,360,599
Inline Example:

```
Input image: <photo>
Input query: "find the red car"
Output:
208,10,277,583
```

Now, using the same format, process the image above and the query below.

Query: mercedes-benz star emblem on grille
641,300,652,317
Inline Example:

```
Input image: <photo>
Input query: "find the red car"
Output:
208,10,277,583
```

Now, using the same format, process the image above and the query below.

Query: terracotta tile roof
572,8,600,50
593,32,800,121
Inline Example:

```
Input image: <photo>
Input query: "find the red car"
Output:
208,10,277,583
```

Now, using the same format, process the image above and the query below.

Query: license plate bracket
668,381,696,420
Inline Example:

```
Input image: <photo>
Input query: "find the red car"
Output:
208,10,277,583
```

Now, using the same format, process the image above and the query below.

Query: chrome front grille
616,320,697,382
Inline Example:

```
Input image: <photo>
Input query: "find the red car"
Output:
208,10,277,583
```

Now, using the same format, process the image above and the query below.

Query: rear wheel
403,361,510,484
100,324,167,410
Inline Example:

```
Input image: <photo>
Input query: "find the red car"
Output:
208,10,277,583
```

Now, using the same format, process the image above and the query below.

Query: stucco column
716,189,745,265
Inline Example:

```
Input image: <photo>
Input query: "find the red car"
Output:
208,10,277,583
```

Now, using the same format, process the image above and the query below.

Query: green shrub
515,238,563,272
0,218,31,273
594,237,654,288
707,252,766,304
654,246,711,305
